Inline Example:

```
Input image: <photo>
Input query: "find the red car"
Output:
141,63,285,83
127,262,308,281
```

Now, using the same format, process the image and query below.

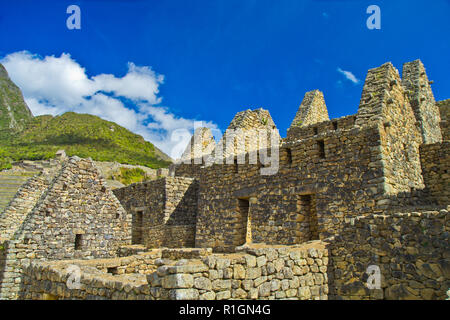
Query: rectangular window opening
317,140,325,159
107,267,118,275
332,121,338,130
286,148,292,165
74,234,82,250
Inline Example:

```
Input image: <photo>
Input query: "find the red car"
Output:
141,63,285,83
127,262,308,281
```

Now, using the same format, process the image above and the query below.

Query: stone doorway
298,194,319,241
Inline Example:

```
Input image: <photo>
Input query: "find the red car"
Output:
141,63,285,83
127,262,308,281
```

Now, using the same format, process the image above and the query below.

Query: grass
117,167,149,185
0,112,172,171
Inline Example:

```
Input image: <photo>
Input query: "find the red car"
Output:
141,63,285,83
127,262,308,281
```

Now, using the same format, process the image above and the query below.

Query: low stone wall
22,243,328,300
146,225,196,248
21,250,162,300
117,245,148,257
327,209,449,300
18,210,450,300
150,243,329,300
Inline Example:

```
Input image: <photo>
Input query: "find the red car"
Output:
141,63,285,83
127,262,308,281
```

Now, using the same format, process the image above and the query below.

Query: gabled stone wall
0,156,131,300
402,60,442,144
438,99,449,141
21,244,329,300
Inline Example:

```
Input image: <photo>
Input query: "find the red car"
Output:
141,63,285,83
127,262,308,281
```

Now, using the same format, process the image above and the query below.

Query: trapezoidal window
132,211,144,245
74,234,82,250
317,140,325,159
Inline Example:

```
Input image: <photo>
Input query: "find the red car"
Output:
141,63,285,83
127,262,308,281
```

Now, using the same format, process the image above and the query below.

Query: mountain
0,64,33,132
0,64,172,170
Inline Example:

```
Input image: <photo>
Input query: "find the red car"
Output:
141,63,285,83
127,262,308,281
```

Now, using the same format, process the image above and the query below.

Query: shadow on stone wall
166,181,198,226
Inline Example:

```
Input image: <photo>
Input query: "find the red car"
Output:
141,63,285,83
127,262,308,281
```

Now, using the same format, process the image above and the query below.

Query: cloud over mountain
1,51,218,159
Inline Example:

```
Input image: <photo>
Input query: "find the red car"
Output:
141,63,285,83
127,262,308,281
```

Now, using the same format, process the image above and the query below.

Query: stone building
1,59,448,300
0,157,131,299
115,60,447,253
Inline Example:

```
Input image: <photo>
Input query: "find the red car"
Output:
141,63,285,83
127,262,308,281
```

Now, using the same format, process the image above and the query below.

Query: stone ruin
0,60,448,300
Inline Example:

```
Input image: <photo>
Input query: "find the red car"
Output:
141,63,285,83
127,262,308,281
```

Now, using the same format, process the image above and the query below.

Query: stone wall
20,250,162,300
21,244,329,300
402,60,442,144
0,168,60,240
184,62,442,253
420,141,450,206
288,90,329,130
18,210,450,301
0,156,131,300
113,177,198,248
357,62,424,195
195,123,386,252
178,127,216,165
146,225,196,248
327,209,449,300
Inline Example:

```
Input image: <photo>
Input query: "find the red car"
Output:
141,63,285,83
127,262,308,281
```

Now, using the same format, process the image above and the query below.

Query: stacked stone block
0,156,131,300
327,209,449,300
113,177,198,248
21,244,329,300
402,60,442,144
288,90,330,132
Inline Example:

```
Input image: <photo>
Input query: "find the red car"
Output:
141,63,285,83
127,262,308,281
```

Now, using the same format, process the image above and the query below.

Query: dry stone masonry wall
22,244,329,300
0,157,131,300
327,209,449,300
113,177,198,248
402,60,442,144
1,59,448,300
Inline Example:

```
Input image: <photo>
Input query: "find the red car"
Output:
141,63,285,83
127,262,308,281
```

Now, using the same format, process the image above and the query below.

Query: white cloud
1,51,219,160
337,67,360,84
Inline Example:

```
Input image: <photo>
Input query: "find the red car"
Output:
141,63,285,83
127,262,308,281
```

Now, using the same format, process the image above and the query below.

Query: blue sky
1,0,449,157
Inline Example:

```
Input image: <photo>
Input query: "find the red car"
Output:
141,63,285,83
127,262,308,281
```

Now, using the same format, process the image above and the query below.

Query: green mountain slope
0,63,172,170
0,112,172,170
0,64,33,132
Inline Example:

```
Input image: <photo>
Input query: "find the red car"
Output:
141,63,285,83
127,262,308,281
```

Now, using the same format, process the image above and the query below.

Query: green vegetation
117,167,149,185
0,64,33,132
0,112,172,170
0,62,172,171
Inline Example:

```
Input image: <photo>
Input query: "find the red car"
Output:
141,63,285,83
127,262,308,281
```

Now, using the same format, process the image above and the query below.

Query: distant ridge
0,64,33,132
0,63,172,170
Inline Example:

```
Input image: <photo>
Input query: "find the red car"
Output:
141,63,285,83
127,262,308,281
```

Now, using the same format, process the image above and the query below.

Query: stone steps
0,166,62,240
0,172,37,214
